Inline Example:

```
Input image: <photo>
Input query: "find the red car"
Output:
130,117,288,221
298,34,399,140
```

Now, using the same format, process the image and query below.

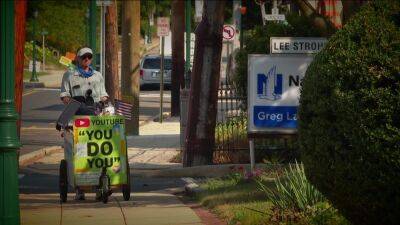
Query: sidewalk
24,69,64,88
128,116,182,170
21,192,202,225
19,116,204,225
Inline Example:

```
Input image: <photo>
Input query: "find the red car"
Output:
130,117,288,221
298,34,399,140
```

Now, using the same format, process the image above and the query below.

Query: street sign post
270,37,327,54
248,54,313,134
222,25,235,41
264,14,286,21
247,54,314,169
157,17,170,123
96,0,112,6
157,17,170,37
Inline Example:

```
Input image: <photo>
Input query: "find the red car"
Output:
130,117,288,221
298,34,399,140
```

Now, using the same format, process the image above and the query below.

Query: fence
213,81,299,164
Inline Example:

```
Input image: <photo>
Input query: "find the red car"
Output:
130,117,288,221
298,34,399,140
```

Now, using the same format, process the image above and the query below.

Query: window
143,58,172,70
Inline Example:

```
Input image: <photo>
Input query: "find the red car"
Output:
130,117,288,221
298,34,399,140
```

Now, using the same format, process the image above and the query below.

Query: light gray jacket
60,68,108,102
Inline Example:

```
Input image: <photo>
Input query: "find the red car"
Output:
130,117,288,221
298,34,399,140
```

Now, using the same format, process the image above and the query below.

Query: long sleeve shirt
60,68,108,103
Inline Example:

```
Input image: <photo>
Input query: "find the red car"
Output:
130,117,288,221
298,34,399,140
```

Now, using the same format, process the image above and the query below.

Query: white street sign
247,54,313,134
28,61,41,72
184,32,196,68
157,17,170,37
195,0,204,22
96,0,112,6
270,37,327,54
265,14,285,21
222,25,235,41
271,7,279,15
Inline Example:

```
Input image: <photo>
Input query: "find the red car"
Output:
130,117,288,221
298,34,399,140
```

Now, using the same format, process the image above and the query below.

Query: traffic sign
96,0,112,6
222,25,235,41
270,37,327,54
265,14,285,21
157,17,170,37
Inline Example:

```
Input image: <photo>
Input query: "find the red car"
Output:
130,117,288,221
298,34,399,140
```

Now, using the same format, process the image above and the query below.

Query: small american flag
115,99,133,120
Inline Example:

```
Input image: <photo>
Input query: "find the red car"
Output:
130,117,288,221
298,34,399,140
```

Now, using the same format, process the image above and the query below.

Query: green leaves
257,162,325,212
298,1,400,224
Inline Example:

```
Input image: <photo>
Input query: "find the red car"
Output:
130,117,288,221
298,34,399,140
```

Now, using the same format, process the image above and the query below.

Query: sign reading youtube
72,115,128,186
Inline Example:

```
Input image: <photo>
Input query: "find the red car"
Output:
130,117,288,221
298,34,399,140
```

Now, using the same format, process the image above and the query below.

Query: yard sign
247,54,314,134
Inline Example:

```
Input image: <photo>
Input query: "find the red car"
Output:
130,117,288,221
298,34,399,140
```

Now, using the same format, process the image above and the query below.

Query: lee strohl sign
248,55,313,134
270,37,327,54
73,115,128,186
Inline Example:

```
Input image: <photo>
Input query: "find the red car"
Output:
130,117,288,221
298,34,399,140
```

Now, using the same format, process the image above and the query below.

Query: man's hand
100,96,109,102
62,96,71,105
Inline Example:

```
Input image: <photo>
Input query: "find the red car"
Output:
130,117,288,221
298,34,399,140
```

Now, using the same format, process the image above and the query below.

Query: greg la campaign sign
248,55,313,134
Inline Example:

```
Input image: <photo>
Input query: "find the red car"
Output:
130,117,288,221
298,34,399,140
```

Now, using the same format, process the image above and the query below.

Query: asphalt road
19,166,184,194
20,87,171,155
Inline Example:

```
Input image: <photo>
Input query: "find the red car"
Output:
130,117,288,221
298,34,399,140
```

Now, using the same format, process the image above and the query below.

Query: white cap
77,47,93,57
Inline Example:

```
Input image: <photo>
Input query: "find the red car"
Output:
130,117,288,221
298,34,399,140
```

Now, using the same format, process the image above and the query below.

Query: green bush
298,1,400,224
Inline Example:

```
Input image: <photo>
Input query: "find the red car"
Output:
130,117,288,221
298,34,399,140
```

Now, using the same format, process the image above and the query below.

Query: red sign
75,118,90,128
223,25,235,41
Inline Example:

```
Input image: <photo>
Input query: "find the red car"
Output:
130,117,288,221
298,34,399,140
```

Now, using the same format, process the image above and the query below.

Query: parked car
140,55,172,88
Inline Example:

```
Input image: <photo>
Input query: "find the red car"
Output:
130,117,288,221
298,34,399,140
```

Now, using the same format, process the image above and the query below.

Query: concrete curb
138,113,160,127
19,146,62,166
140,164,258,178
24,81,45,89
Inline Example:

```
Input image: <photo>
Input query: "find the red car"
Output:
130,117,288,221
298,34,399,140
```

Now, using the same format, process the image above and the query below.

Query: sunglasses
80,54,92,60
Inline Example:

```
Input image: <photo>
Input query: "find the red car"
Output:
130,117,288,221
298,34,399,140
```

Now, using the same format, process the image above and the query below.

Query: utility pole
89,0,97,64
185,0,192,87
30,10,39,82
15,0,27,138
121,0,140,135
184,0,226,166
233,0,241,51
41,30,48,72
171,0,185,116
105,0,120,101
1,2,21,225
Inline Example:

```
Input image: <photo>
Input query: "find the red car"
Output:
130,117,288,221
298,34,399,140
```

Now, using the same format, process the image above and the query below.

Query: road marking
35,88,60,91
21,126,55,131
22,90,37,96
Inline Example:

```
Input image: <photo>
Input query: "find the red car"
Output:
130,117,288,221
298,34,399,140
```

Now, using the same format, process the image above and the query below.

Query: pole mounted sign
223,25,235,41
264,14,286,21
157,17,170,37
247,54,313,134
270,37,327,54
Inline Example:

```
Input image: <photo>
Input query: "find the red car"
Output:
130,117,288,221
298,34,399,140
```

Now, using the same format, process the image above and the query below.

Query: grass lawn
192,165,350,225
196,178,273,225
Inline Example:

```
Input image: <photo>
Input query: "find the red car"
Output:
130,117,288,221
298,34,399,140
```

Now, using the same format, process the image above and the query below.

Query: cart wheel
122,162,131,201
59,160,68,203
99,167,110,204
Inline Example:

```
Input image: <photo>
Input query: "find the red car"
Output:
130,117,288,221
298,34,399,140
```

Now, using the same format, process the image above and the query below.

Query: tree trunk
184,0,226,167
105,0,120,102
121,0,140,135
14,0,27,138
171,0,185,116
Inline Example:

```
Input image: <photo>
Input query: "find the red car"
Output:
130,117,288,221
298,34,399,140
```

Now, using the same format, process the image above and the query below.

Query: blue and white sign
248,55,313,134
